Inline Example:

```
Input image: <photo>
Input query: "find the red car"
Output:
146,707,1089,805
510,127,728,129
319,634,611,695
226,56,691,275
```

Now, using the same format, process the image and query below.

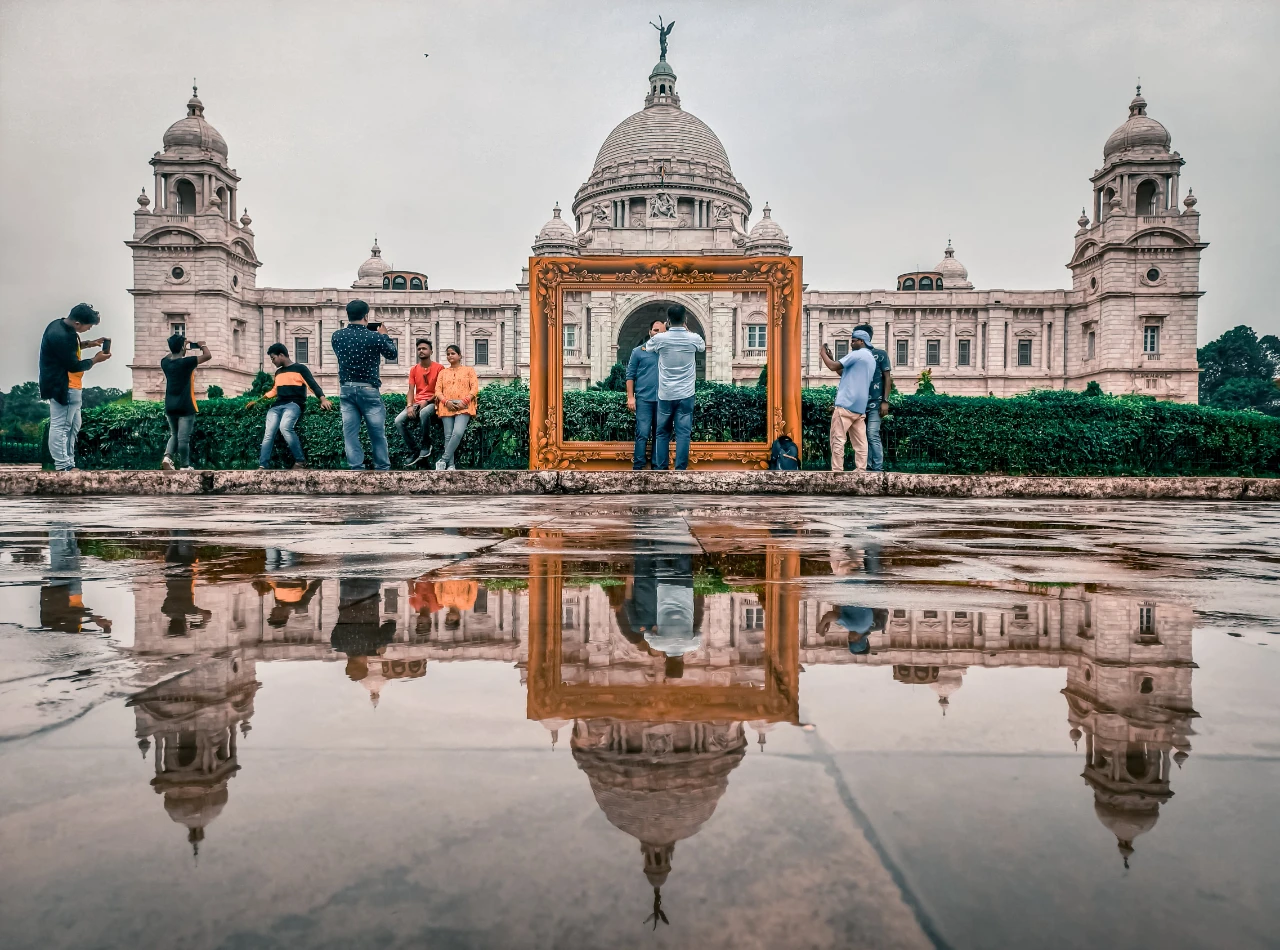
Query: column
948,309,957,375
1042,313,1052,372
912,309,922,372
154,172,163,211
710,291,734,383
590,292,613,381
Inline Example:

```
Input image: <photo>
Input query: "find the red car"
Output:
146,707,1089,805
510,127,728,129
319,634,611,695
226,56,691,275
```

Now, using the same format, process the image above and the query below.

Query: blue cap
852,329,872,344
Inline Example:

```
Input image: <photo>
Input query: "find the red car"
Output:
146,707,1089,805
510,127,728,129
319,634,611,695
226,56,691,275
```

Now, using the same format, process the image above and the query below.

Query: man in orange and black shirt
253,342,332,469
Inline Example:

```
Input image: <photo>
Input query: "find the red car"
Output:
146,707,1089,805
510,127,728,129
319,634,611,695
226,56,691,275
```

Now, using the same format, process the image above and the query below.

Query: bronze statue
649,16,674,60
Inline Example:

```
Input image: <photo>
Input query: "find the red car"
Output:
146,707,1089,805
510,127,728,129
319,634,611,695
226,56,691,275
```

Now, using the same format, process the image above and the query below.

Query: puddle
0,495,1278,950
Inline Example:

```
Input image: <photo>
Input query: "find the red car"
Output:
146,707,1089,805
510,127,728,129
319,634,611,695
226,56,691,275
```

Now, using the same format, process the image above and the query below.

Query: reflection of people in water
161,535,212,637
618,555,702,678
252,577,322,628
330,578,396,679
828,542,882,577
40,526,112,633
818,605,888,654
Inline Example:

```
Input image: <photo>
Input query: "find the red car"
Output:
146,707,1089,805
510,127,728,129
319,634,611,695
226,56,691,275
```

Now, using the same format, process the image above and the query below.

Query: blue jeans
47,391,83,471
340,383,389,470
632,398,658,469
259,402,304,467
164,413,195,468
394,402,437,455
865,403,884,472
654,396,695,471
441,413,471,466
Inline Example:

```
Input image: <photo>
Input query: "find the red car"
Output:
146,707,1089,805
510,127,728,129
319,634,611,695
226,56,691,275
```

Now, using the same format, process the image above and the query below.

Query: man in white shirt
820,328,878,471
646,304,706,470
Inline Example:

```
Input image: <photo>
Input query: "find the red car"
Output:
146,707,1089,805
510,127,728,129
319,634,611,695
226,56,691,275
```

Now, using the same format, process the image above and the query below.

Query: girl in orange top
434,344,478,470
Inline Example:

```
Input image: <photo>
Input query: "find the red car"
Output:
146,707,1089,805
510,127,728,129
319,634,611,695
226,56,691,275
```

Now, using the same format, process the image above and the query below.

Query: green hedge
65,383,1280,476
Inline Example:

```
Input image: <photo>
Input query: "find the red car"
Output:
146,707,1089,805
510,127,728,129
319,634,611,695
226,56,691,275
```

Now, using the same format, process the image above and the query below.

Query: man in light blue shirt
646,304,705,470
819,328,877,471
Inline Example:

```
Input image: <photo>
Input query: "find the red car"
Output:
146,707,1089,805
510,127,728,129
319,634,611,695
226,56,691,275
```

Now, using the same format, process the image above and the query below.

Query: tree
1084,380,1104,397
82,387,129,409
915,368,936,395
249,370,274,396
593,363,627,392
1198,325,1280,415
756,364,768,388
206,384,225,399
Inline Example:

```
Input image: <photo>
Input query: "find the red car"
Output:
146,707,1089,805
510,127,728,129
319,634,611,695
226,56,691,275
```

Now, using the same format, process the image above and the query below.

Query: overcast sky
1,0,1276,390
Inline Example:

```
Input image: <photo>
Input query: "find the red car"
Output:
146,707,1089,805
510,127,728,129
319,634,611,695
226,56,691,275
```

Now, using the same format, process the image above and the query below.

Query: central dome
593,106,733,176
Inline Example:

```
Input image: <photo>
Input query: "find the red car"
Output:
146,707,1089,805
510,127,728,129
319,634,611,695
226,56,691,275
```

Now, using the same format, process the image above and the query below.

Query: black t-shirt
161,355,200,416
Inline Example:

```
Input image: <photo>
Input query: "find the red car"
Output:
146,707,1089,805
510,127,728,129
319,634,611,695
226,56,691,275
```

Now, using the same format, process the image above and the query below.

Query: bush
206,385,225,399
68,385,1280,476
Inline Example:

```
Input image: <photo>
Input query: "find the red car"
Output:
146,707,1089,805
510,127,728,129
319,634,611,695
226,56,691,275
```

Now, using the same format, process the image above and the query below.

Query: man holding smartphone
819,329,877,471
39,303,111,472
160,333,211,470
331,299,398,470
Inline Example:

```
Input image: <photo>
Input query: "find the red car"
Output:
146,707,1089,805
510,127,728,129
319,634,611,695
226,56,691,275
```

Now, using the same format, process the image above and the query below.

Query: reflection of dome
1093,796,1161,867
930,667,966,714
1103,87,1171,160
572,720,747,888
744,205,791,256
934,239,973,288
162,785,229,855
162,86,228,163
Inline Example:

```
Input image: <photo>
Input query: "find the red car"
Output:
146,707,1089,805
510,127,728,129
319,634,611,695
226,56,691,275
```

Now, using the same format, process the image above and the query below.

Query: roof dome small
357,239,389,280
532,204,579,255
162,85,229,163
934,240,972,288
1103,86,1171,160
744,204,791,256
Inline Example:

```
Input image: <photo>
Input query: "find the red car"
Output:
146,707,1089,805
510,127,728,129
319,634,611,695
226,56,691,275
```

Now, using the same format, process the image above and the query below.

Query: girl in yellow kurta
434,344,478,470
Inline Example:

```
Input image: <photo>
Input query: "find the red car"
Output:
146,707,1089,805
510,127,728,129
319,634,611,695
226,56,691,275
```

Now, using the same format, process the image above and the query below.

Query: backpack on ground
768,436,800,470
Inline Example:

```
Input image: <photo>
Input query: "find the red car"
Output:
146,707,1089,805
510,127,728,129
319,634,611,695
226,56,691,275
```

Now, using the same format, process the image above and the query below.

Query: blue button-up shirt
625,344,660,402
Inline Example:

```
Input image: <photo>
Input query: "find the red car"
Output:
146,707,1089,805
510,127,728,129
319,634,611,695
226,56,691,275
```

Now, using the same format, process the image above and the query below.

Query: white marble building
128,55,1204,401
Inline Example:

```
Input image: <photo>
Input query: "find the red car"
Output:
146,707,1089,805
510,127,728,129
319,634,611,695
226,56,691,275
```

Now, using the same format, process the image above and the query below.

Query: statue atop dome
649,16,674,60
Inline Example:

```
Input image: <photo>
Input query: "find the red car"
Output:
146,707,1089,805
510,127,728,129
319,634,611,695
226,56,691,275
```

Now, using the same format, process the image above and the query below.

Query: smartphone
367,322,383,332
101,338,111,354
188,341,202,351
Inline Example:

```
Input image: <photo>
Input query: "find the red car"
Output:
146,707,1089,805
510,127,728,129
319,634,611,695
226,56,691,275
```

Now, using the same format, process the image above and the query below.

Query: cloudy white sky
1,0,1276,389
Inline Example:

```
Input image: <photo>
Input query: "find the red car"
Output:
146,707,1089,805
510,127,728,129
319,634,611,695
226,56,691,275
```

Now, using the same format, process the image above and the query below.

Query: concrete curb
0,469,1276,499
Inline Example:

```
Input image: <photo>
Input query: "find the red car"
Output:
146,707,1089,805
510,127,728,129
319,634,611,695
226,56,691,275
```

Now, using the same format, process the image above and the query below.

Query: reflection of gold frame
526,545,801,723
528,255,803,470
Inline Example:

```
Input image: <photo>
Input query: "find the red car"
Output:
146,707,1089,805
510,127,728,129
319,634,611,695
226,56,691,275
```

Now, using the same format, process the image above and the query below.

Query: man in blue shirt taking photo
820,328,877,471
646,304,705,471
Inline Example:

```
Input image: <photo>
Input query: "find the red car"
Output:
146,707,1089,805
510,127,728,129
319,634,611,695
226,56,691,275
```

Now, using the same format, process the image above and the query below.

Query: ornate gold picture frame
528,255,804,470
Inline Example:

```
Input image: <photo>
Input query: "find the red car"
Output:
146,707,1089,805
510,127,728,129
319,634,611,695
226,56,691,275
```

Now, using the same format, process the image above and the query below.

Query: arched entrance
615,300,707,381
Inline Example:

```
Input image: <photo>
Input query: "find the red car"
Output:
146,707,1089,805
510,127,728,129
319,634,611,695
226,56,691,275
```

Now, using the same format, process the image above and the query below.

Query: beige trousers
830,406,868,472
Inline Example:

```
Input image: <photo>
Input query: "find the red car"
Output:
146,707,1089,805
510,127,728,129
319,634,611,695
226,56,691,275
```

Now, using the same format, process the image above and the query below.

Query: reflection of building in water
128,653,258,856
572,719,748,928
801,582,1197,864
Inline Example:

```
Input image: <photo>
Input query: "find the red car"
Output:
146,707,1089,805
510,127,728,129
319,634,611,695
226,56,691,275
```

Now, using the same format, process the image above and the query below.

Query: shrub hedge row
63,382,1280,476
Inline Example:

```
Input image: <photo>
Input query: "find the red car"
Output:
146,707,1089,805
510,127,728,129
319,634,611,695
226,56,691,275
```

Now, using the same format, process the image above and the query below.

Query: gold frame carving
525,542,801,724
528,255,803,470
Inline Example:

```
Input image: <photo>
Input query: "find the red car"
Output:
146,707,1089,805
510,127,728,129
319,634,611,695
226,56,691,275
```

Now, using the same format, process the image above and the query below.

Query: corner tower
128,85,262,398
1067,87,1205,401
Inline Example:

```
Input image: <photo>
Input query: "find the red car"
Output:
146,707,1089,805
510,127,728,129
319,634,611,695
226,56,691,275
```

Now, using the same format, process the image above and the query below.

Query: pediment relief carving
287,326,313,336
471,327,493,336
955,327,976,337
893,328,913,337
922,327,946,337
1013,329,1037,338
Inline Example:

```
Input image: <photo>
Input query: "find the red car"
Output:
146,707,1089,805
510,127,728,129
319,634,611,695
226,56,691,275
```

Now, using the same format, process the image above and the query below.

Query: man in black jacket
39,303,111,471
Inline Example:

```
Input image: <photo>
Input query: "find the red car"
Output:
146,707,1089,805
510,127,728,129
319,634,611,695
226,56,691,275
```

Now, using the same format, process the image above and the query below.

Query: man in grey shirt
646,304,705,471
625,317,666,469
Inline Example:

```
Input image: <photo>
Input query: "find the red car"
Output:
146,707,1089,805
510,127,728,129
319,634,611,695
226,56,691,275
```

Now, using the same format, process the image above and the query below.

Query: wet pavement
0,495,1278,950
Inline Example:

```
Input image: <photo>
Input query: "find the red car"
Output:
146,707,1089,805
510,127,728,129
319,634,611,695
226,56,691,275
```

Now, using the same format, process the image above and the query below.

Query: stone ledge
0,469,1275,499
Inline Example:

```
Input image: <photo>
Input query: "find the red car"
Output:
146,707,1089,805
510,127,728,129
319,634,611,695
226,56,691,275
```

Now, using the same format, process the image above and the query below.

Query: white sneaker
161,456,175,472
181,466,196,471
447,464,458,471
434,459,447,471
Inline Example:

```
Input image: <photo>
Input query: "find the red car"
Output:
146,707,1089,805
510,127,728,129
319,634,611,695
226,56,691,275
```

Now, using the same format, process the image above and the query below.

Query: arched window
382,277,391,289
1102,187,1116,215
175,178,196,214
920,276,934,290
936,279,944,290
216,186,228,217
1135,179,1158,215
660,84,666,93
392,275,406,290
902,277,916,291
409,277,423,290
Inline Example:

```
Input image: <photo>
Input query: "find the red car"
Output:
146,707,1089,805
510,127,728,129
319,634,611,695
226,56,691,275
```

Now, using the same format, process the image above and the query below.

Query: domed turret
934,239,973,289
1103,86,1171,161
354,239,390,287
531,204,579,256
744,204,792,256
162,85,229,164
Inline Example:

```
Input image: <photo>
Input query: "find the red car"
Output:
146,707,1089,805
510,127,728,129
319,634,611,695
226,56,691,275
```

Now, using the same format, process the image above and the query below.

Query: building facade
128,53,1205,401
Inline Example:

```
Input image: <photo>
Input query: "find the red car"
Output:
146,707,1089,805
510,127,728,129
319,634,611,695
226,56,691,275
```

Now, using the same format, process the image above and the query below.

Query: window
1017,340,1032,366
1086,331,1096,360
936,279,944,290
834,339,849,360
232,326,242,357
170,265,185,280
920,276,934,290
926,340,940,365
1139,604,1157,641
382,277,390,289
392,276,406,290
1135,179,1158,215
175,178,196,214
170,322,186,338
564,324,577,349
743,606,764,630
231,274,238,289
294,337,310,364
957,339,971,366
1143,326,1160,354
474,338,489,366
954,611,968,619
895,339,909,366
409,276,423,290
747,325,767,349
1145,267,1160,282
902,277,915,291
